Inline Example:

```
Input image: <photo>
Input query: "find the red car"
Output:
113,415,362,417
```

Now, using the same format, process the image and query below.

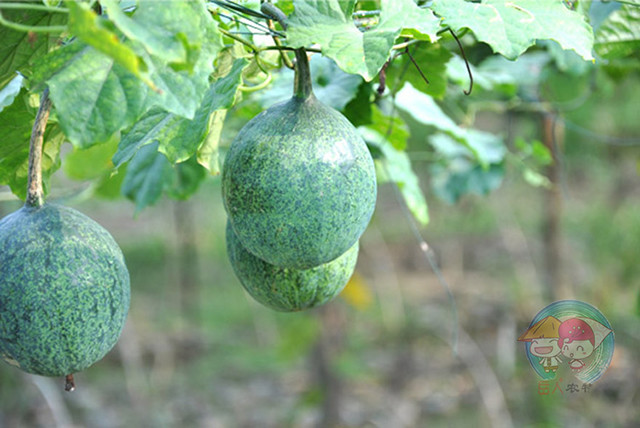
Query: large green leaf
594,3,640,59
30,21,220,148
100,0,212,70
287,0,440,80
432,0,594,61
36,44,149,148
359,127,429,226
113,58,248,167
65,1,152,87
0,2,67,88
0,90,64,200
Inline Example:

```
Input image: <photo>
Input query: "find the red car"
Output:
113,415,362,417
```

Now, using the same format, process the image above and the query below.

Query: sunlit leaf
359,127,429,225
0,74,24,113
287,0,440,80
65,1,152,87
595,3,640,59
432,0,594,61
100,0,214,71
113,58,248,166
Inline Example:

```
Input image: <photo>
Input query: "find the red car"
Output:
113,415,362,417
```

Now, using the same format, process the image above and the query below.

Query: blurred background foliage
1,0,640,427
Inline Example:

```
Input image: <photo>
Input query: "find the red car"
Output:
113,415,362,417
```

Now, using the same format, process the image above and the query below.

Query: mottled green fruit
222,94,376,269
0,204,130,377
226,222,357,312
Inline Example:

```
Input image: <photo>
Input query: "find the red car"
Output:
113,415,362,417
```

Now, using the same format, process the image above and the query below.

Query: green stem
293,48,313,99
0,12,67,32
26,88,53,208
239,72,272,93
260,2,288,30
219,28,258,52
0,3,69,12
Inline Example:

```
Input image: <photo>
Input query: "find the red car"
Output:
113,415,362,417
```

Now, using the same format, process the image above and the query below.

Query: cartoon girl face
561,339,594,360
559,318,596,361
530,338,561,358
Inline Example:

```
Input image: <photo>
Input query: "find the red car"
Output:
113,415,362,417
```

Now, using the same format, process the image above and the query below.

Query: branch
26,88,52,208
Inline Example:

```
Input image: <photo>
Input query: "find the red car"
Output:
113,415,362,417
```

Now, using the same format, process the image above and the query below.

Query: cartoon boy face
530,337,561,358
561,339,594,360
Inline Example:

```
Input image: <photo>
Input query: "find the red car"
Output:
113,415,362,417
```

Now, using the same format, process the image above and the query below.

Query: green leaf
0,3,67,88
100,0,213,70
65,1,153,88
359,127,429,226
63,134,119,180
0,90,64,200
121,142,173,212
37,44,148,148
595,4,640,59
522,168,551,188
395,82,461,137
430,160,504,203
342,81,373,126
432,0,594,61
31,19,220,148
0,74,24,113
113,58,248,167
166,156,207,200
287,0,440,80
431,132,505,169
447,54,517,95
368,105,409,151
385,43,452,99
197,109,227,174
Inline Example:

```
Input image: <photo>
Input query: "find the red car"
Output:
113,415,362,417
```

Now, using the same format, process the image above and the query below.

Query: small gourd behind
226,222,357,312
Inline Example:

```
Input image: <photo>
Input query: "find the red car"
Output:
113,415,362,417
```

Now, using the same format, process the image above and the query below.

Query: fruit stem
64,374,75,392
293,48,313,100
26,87,52,208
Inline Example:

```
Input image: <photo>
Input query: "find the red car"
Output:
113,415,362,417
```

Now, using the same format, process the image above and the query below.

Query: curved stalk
293,48,313,100
26,88,53,208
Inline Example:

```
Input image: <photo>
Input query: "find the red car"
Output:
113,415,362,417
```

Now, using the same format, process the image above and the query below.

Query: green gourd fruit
0,203,130,381
226,222,358,311
222,50,376,269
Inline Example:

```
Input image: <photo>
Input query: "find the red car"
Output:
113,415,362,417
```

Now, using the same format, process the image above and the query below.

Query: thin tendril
406,45,429,85
448,28,473,95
